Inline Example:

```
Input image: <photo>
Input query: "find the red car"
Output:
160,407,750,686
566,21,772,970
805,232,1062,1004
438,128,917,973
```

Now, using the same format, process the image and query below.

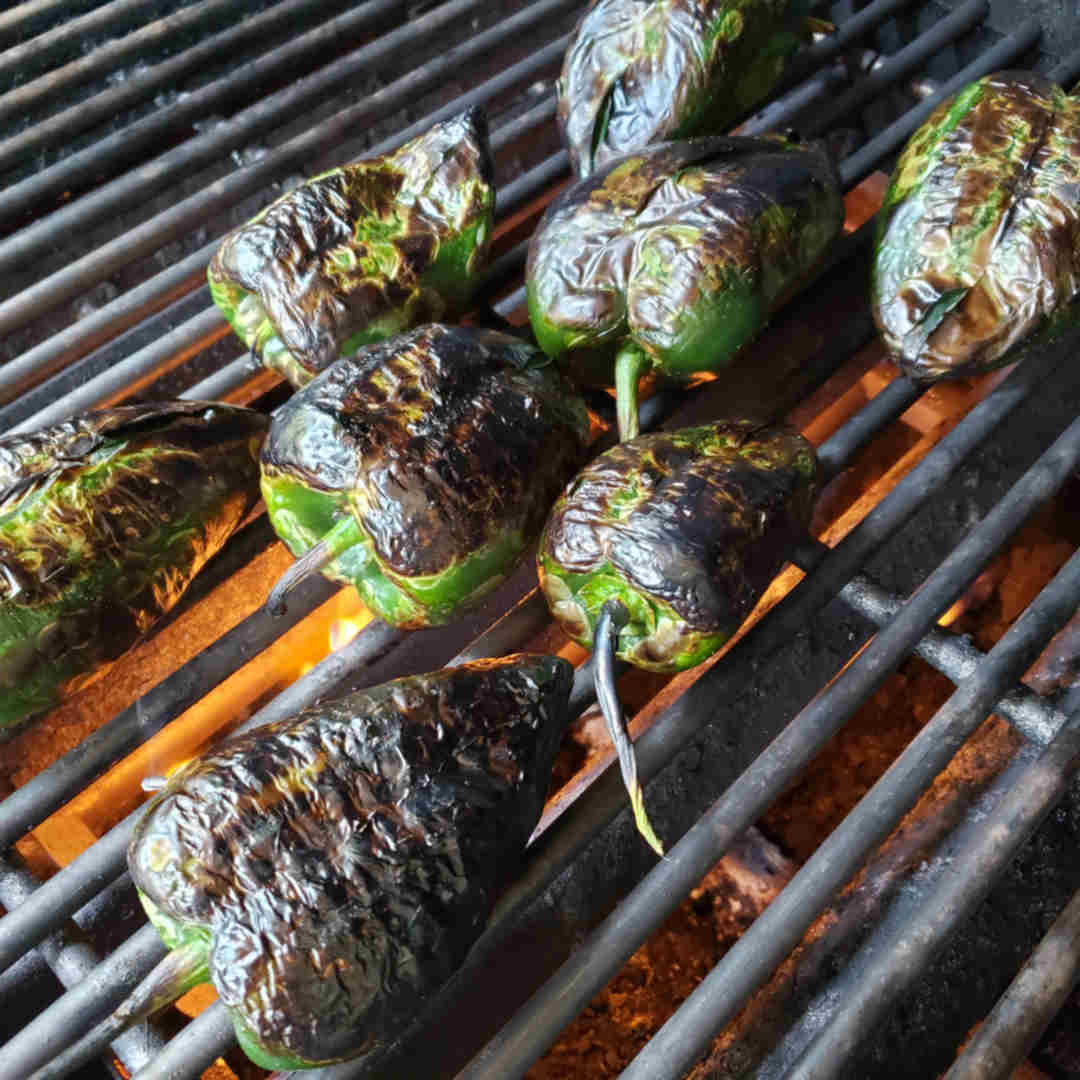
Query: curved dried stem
594,598,664,855
266,515,362,617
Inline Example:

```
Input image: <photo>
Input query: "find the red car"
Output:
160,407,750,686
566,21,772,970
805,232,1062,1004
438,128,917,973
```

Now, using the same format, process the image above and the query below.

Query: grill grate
2,0,1080,1078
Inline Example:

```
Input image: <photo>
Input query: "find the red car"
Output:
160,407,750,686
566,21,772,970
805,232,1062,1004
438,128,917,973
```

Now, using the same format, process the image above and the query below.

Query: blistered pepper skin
873,71,1080,381
260,324,591,628
538,420,819,671
0,402,267,735
129,654,574,1070
208,109,495,388
560,0,808,178
526,136,843,436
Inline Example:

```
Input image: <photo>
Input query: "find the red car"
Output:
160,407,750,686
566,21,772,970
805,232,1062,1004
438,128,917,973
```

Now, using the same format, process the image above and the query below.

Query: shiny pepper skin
260,324,592,628
538,419,819,671
873,71,1080,381
560,0,816,178
527,134,843,440
129,654,574,1070
208,109,495,388
0,401,267,735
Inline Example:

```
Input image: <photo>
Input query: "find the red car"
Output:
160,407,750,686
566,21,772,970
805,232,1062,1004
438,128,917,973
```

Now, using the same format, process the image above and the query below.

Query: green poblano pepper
0,401,267,736
208,108,495,388
118,655,574,1070
873,70,1080,382
538,419,820,672
260,324,591,628
559,0,822,178
527,135,844,441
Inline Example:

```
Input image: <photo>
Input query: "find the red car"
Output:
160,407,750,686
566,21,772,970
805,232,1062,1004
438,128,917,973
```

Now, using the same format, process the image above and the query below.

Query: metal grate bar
462,410,1080,1080
0,244,213,420
739,63,848,136
0,31,568,422
0,0,101,44
1,923,167,1078
805,0,988,136
0,0,343,175
1046,44,1080,85
178,351,259,404
765,336,1064,673
131,998,236,1080
310,348,1070,1080
785,0,920,82
3,48,569,431
837,21,1043,187
0,0,178,88
943,884,1080,1080
0,858,166,1075
816,376,921,475
785,698,1080,1079
838,574,1066,748
620,536,1080,1080
0,612,412,976
0,811,138,980
0,0,409,228
0,0,497,276
0,906,167,1078
0,0,254,132
0,559,335,852
7,306,234,435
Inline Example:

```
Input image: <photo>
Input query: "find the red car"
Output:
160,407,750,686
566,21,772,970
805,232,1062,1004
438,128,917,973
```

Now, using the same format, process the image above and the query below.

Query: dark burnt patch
544,422,819,631
262,325,589,579
209,110,495,383
0,405,265,610
129,655,572,1067
530,134,841,369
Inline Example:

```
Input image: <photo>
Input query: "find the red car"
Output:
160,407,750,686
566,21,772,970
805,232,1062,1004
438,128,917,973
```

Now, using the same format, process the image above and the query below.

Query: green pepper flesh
539,419,819,671
0,402,266,735
559,0,817,178
260,324,591,628
527,135,843,439
128,654,574,1069
873,70,1080,380
208,110,495,388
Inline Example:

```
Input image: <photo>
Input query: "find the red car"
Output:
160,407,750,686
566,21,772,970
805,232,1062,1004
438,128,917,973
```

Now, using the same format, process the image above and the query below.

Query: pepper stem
614,342,650,443
594,599,664,855
267,515,363,617
28,941,208,1080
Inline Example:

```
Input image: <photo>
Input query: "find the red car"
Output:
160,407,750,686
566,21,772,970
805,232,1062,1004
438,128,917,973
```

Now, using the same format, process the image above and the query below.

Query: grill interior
3,1,1080,1078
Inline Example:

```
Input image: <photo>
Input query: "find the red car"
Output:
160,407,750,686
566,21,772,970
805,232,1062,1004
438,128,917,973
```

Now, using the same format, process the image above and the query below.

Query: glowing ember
330,617,365,652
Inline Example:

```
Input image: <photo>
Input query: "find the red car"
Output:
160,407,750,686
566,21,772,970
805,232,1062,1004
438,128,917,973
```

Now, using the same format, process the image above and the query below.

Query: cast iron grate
0,0,1079,1078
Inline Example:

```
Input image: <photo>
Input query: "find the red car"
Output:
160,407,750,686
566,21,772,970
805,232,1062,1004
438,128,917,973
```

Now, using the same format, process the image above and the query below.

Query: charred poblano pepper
0,402,266,736
527,135,843,440
208,109,495,388
261,324,591,627
560,0,824,178
538,420,819,849
68,655,573,1072
873,70,1080,381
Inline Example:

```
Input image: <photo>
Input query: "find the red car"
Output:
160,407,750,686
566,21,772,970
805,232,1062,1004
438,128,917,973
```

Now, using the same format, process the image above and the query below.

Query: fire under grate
1,0,1080,1078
